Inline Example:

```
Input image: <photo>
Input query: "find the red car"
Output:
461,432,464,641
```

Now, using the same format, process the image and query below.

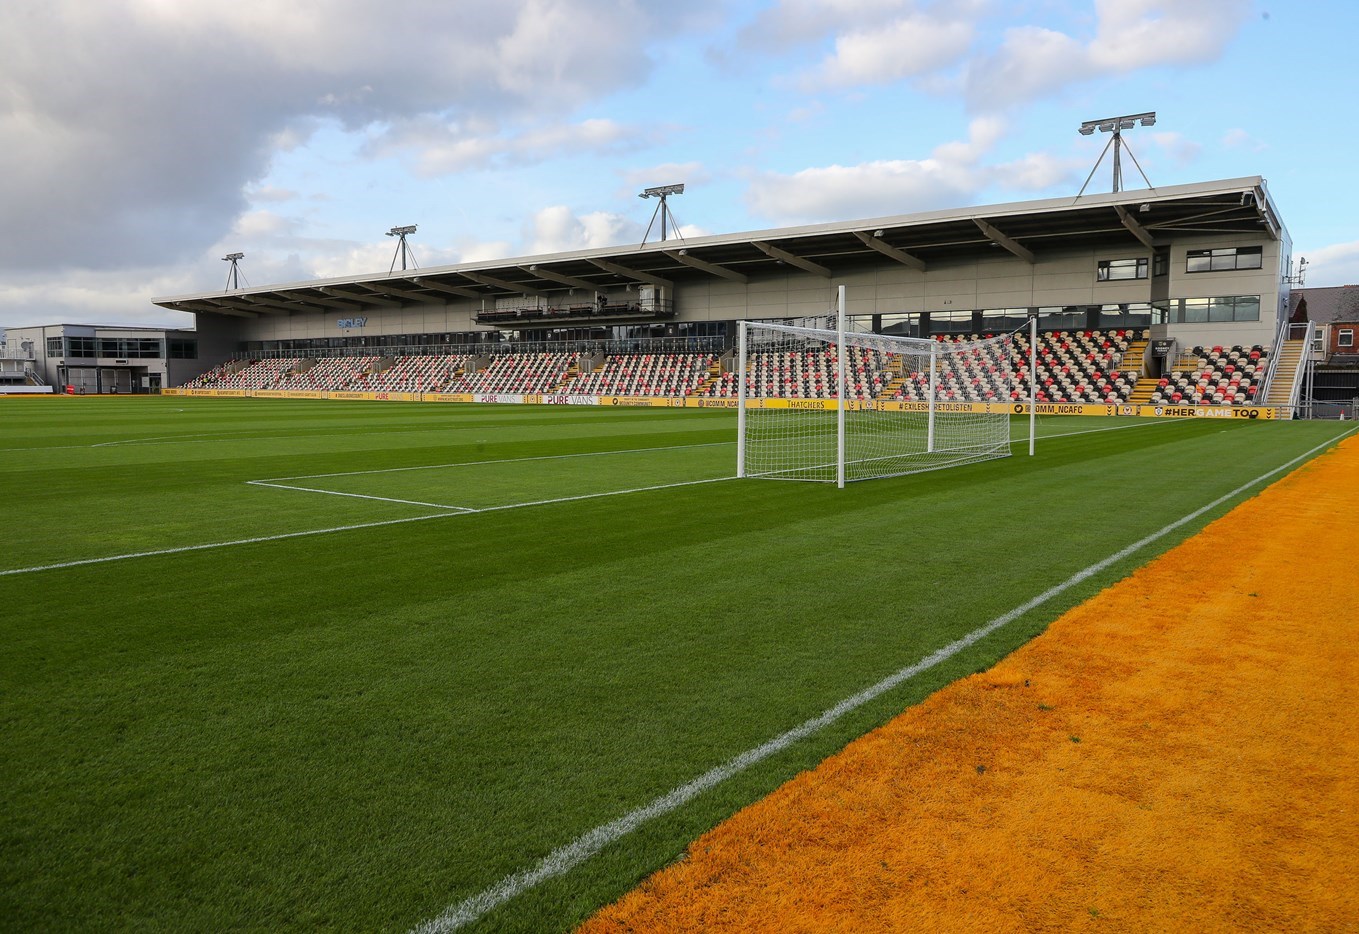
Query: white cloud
0,0,701,275
966,0,1253,109
811,12,975,87
734,0,921,53
525,206,643,254
1151,131,1204,166
1300,241,1359,289
744,118,1082,224
371,117,648,176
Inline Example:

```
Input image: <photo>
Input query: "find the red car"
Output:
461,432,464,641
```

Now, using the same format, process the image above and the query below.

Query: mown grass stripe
411,424,1357,933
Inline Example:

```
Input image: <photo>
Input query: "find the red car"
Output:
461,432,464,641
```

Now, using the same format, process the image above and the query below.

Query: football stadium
3,172,1358,931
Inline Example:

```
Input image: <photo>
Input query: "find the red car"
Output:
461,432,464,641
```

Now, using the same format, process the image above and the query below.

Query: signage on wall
337,317,368,329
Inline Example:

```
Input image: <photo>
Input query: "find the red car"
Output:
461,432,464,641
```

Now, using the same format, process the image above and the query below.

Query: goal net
737,317,1019,485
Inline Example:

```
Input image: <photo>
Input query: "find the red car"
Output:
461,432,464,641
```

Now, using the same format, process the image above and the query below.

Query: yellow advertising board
158,384,1285,421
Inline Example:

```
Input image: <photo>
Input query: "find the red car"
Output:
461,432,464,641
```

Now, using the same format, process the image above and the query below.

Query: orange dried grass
582,436,1359,933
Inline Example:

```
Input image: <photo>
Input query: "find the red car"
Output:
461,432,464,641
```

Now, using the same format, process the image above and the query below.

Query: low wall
159,387,1285,419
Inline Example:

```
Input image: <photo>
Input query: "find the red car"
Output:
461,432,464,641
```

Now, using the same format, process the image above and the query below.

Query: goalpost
737,286,1024,486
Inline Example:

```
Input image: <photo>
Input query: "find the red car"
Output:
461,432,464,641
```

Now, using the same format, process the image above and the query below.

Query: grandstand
133,176,1309,415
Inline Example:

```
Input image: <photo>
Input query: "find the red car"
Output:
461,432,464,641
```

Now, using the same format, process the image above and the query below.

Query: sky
3,0,1358,333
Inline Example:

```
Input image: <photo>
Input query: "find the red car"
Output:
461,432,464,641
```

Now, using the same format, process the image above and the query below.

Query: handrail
1282,321,1315,410
1257,312,1291,402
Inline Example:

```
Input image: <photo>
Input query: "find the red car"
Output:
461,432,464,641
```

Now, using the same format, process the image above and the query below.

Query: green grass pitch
1,397,1351,931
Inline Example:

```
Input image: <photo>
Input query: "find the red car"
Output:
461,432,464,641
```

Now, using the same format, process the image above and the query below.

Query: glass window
1097,258,1148,281
47,337,63,357
1339,329,1354,348
1036,307,1086,331
1175,295,1259,323
1097,303,1152,329
927,310,973,335
1186,246,1263,273
1182,299,1209,323
1153,251,1169,277
168,340,197,359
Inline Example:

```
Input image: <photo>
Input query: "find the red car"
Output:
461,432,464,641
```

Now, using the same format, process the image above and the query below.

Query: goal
737,290,1025,486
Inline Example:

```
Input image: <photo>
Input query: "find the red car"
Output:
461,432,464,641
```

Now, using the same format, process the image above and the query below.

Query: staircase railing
1257,313,1292,402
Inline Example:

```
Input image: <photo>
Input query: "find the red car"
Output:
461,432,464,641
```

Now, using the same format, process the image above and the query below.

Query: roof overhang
153,177,1282,317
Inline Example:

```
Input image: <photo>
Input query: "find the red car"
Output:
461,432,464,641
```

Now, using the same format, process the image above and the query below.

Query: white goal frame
737,286,1032,487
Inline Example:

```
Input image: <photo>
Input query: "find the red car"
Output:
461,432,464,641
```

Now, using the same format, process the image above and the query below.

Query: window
1340,329,1355,348
1097,303,1152,329
168,339,197,359
67,337,96,357
1036,307,1086,331
1175,295,1260,323
1153,250,1169,277
47,337,63,357
97,338,162,358
1097,257,1148,281
1186,246,1263,273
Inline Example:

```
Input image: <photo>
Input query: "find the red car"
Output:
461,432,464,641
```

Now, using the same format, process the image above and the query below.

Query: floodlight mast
222,252,245,291
639,184,685,246
387,225,419,273
1075,111,1156,197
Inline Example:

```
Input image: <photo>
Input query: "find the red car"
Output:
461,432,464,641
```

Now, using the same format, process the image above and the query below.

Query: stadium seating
891,330,1140,404
573,352,718,396
701,345,895,399
175,332,1273,408
187,358,303,390
448,352,577,394
272,356,380,391
360,354,467,393
1147,344,1269,406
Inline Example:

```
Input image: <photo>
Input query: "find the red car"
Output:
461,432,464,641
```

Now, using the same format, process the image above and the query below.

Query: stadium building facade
155,176,1291,392
3,323,203,394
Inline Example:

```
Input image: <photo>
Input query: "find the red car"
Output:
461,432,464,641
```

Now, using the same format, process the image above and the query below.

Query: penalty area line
0,513,455,578
409,425,1359,934
0,475,739,577
246,480,475,512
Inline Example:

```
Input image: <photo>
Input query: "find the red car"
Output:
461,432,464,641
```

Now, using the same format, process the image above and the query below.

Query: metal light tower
387,225,419,273
639,184,685,246
222,252,244,291
1076,112,1156,196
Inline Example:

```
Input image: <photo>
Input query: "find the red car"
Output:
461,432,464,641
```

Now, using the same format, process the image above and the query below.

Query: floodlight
222,252,245,291
386,225,419,272
639,184,685,199
1075,112,1157,195
873,229,885,237
638,184,686,245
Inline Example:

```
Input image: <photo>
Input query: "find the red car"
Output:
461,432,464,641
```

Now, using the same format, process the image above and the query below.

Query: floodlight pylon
387,225,419,273
639,184,685,246
1075,112,1157,197
222,252,245,291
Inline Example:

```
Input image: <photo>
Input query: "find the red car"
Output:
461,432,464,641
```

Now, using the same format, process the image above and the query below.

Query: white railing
1281,321,1315,410
26,366,46,386
1257,313,1292,402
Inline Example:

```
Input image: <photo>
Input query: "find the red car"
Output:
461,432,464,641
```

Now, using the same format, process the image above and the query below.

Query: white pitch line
409,425,1359,934
0,474,736,577
0,513,454,578
255,440,733,483
245,481,475,512
1018,416,1190,444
